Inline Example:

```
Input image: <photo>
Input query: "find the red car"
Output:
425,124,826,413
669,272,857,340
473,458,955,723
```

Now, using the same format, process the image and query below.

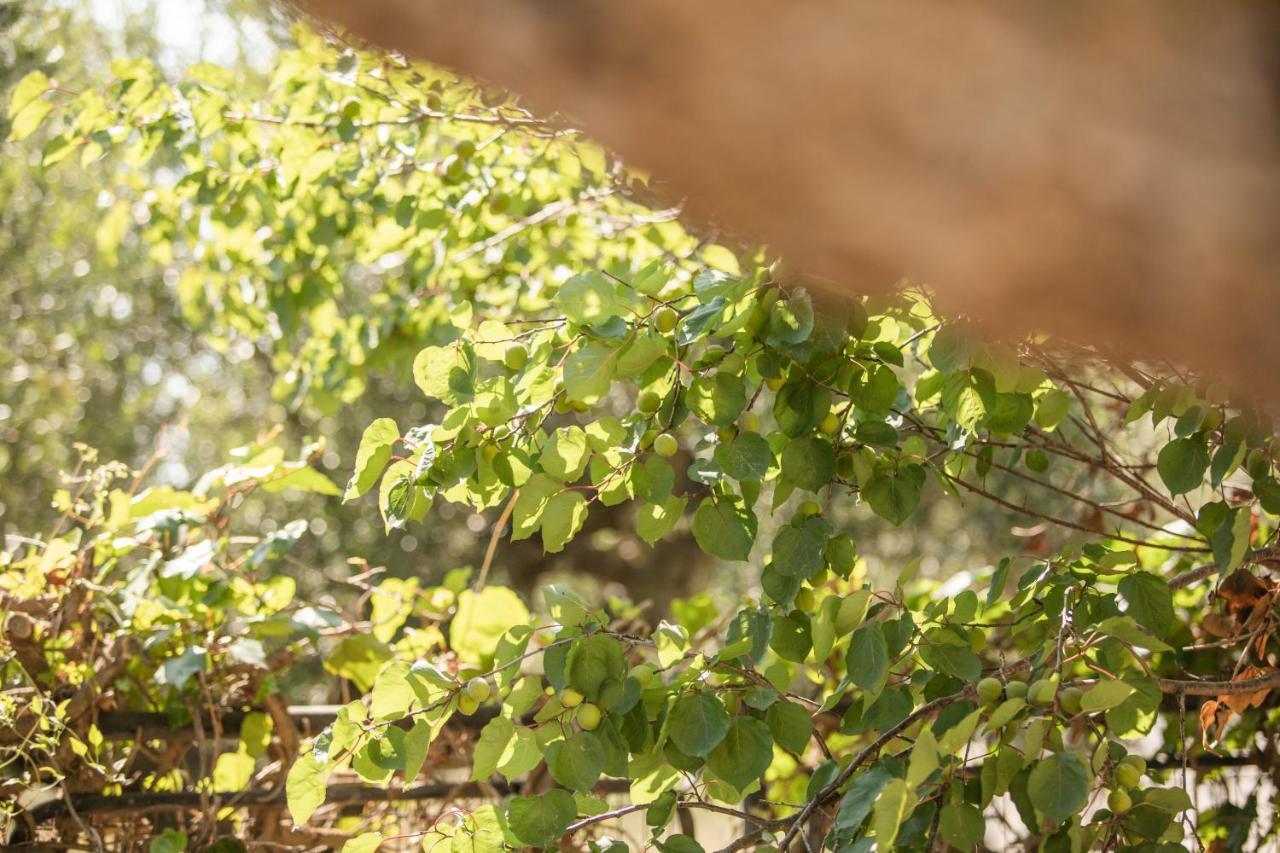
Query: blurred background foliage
1,0,1148,618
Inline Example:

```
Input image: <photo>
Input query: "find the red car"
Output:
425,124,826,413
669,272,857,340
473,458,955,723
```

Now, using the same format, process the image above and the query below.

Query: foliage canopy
6,16,1280,853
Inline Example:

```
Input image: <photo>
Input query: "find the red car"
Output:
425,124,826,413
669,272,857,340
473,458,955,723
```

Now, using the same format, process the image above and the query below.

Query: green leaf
323,635,392,692
541,491,589,553
1117,572,1174,639
714,431,773,481
563,343,616,403
774,379,831,437
772,516,831,578
834,766,893,835
706,716,773,791
546,731,606,791
567,634,627,702
1095,615,1173,652
413,344,475,404
872,777,914,850
919,642,982,683
344,418,399,502
692,496,757,561
688,372,748,427
765,701,814,754
540,427,589,481
669,693,731,757
1080,681,1135,713
1156,437,1209,496
1027,752,1089,824
8,70,51,119
7,99,53,142
451,587,531,665
863,466,923,526
1211,507,1252,578
342,831,382,853
471,717,541,782
845,624,889,695
780,436,836,492
370,661,416,719
506,789,577,847
286,748,329,825
637,496,688,545
560,272,620,326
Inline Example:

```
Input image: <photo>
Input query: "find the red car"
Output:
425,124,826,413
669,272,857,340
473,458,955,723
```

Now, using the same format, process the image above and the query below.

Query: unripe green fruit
655,306,679,333
503,342,528,370
489,191,511,214
654,432,678,457
571,400,589,413
819,412,841,435
977,677,1003,704
1029,678,1057,707
562,688,584,708
458,694,479,715
740,412,760,432
1004,680,1028,700
1119,754,1147,776
632,664,656,688
717,426,738,442
576,702,602,731
638,391,662,414
1108,788,1132,814
464,677,491,703
640,428,658,449
836,453,857,480
554,397,572,414
700,344,727,366
455,139,476,160
810,568,831,586
1059,686,1083,715
766,377,785,392
796,500,823,519
795,588,816,612
1114,762,1142,789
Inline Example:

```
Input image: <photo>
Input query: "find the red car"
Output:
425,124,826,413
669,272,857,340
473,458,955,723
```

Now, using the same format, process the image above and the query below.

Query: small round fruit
571,399,589,413
717,426,738,442
640,428,658,449
740,412,760,432
766,377,785,391
554,397,572,414
638,391,662,414
1108,788,1132,815
1004,680,1028,700
795,588,816,612
836,454,857,480
977,677,1004,704
503,342,528,371
655,306,679,333
1114,762,1142,789
1119,755,1147,776
1059,686,1083,715
458,694,479,716
576,702,602,731
1029,678,1057,707
796,500,823,519
810,567,831,586
464,677,491,703
819,412,841,435
562,688,584,708
632,664,656,688
654,432,679,457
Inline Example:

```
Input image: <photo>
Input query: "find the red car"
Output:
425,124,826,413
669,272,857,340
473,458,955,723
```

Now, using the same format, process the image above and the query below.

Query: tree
7,16,1280,853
